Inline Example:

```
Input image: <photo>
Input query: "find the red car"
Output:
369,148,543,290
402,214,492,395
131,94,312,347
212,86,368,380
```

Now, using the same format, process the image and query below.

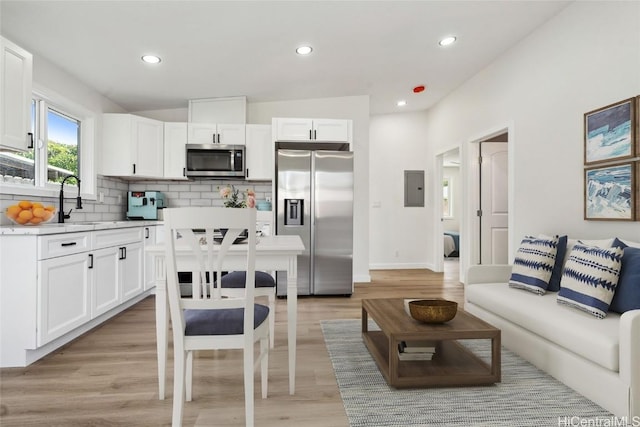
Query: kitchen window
0,90,96,198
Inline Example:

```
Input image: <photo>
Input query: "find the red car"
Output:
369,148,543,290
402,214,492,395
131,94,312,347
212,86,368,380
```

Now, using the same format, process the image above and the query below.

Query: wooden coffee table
362,298,501,388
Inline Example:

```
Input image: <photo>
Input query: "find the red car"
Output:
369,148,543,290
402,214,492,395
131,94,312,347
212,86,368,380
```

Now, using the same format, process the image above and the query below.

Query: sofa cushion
509,236,558,294
466,282,620,371
557,244,623,318
609,246,640,314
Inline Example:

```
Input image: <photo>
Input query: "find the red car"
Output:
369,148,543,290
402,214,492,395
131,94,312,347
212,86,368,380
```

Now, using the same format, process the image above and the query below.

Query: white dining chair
163,207,269,427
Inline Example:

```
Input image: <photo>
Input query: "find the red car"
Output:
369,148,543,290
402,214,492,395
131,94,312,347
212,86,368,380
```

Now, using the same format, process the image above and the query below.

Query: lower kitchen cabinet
0,224,152,368
37,252,91,346
92,246,120,317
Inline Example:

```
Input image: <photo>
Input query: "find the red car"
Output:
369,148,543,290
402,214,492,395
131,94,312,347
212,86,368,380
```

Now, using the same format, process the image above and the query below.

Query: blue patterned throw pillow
557,243,623,318
509,236,559,295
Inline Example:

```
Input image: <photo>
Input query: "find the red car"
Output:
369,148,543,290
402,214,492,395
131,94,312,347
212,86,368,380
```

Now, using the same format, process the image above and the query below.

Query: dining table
145,234,305,399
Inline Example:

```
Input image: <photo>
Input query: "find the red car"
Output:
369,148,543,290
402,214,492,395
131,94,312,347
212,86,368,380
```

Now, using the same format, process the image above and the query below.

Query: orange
18,209,33,221
42,210,53,221
44,205,56,212
29,217,43,224
14,215,28,224
18,200,32,209
31,202,44,209
33,207,46,218
6,205,21,219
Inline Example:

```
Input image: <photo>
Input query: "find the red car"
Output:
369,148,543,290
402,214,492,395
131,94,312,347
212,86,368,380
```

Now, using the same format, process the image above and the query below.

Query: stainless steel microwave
185,144,245,178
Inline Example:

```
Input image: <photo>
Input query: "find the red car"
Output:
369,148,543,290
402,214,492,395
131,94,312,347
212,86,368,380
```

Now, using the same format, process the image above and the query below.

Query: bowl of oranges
5,201,57,226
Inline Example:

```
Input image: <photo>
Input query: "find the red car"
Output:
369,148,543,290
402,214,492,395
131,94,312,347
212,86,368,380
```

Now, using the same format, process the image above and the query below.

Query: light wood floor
0,261,462,426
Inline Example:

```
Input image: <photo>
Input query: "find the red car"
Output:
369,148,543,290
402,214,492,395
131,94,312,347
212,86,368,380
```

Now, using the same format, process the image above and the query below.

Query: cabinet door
164,122,187,179
121,242,143,300
143,226,157,291
188,123,218,144
245,124,273,180
313,119,349,142
133,117,164,177
275,118,313,141
38,253,91,345
91,247,120,317
0,37,33,152
217,124,245,145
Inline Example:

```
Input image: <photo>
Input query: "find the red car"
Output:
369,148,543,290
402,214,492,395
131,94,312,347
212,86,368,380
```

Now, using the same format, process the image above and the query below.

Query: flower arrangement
219,185,256,208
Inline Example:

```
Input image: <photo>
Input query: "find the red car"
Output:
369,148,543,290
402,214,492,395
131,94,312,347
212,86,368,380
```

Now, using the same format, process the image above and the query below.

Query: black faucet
58,175,83,223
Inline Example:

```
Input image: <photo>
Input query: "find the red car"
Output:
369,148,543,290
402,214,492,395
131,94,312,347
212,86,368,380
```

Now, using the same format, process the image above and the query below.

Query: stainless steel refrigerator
275,143,353,296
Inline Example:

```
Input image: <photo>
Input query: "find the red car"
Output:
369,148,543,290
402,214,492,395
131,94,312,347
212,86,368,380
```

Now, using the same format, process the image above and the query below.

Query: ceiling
1,1,570,115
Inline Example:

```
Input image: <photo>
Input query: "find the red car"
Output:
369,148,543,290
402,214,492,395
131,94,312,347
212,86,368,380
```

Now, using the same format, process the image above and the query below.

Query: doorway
434,147,460,274
476,132,509,265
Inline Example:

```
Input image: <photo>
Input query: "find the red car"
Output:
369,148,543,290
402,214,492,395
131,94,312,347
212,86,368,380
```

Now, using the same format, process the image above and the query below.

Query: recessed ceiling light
296,46,313,55
141,55,161,64
439,36,457,47
397,100,407,107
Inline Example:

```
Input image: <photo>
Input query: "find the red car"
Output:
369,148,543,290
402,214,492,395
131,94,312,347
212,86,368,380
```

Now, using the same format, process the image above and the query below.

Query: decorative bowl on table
408,299,458,324
5,201,57,226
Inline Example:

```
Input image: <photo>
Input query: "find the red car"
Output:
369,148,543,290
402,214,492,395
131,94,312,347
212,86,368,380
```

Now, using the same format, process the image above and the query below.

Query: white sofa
465,264,639,420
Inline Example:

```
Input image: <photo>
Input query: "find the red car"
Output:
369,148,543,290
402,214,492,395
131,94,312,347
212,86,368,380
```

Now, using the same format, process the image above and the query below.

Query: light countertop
0,220,162,236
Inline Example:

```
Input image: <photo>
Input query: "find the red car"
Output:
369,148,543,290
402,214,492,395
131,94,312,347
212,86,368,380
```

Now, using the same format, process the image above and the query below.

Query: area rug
321,319,616,427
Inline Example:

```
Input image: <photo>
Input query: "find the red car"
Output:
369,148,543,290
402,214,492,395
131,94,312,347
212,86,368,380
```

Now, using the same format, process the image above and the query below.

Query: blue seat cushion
184,304,269,336
220,271,276,288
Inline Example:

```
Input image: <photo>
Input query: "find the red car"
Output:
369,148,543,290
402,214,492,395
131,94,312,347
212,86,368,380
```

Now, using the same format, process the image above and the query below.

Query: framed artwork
584,162,635,221
584,97,636,165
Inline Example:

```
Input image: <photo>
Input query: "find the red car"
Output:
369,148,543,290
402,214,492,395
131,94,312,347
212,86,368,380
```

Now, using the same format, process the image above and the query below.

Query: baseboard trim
369,262,431,270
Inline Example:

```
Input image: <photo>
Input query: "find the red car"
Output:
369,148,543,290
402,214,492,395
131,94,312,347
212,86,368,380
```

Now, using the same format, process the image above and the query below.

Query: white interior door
480,142,508,264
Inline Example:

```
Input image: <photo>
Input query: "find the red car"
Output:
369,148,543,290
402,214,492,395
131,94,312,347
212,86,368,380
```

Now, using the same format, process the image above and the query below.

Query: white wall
248,95,371,282
423,1,640,274
369,111,431,269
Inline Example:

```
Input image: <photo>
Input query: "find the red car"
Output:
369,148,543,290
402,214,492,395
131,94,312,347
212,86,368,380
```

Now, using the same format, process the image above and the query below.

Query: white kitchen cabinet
188,123,245,145
143,225,158,291
273,118,350,142
245,124,273,181
101,113,164,178
91,246,120,317
0,37,33,152
163,122,188,179
121,241,143,300
93,227,144,313
0,224,153,367
38,251,91,346
188,96,246,124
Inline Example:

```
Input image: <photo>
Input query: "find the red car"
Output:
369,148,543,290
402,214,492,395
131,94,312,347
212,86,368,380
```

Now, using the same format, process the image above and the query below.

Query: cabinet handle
27,132,34,149
60,242,77,247
212,133,216,143
314,129,317,140
123,247,127,259
88,254,93,269
183,167,186,177
133,164,136,174
217,134,221,144
246,168,249,178
309,129,312,140
119,247,126,260
145,227,150,239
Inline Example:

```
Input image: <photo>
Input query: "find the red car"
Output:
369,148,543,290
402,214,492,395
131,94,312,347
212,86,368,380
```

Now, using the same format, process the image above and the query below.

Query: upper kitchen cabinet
163,122,188,180
188,96,246,124
273,118,351,143
101,114,164,178
187,123,245,145
245,124,273,181
0,37,33,152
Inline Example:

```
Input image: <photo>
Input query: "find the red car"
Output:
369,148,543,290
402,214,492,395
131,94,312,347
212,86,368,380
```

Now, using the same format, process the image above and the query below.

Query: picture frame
584,97,636,165
584,162,635,221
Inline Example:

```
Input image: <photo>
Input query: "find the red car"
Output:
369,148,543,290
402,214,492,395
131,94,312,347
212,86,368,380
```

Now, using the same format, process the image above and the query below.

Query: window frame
0,86,96,200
